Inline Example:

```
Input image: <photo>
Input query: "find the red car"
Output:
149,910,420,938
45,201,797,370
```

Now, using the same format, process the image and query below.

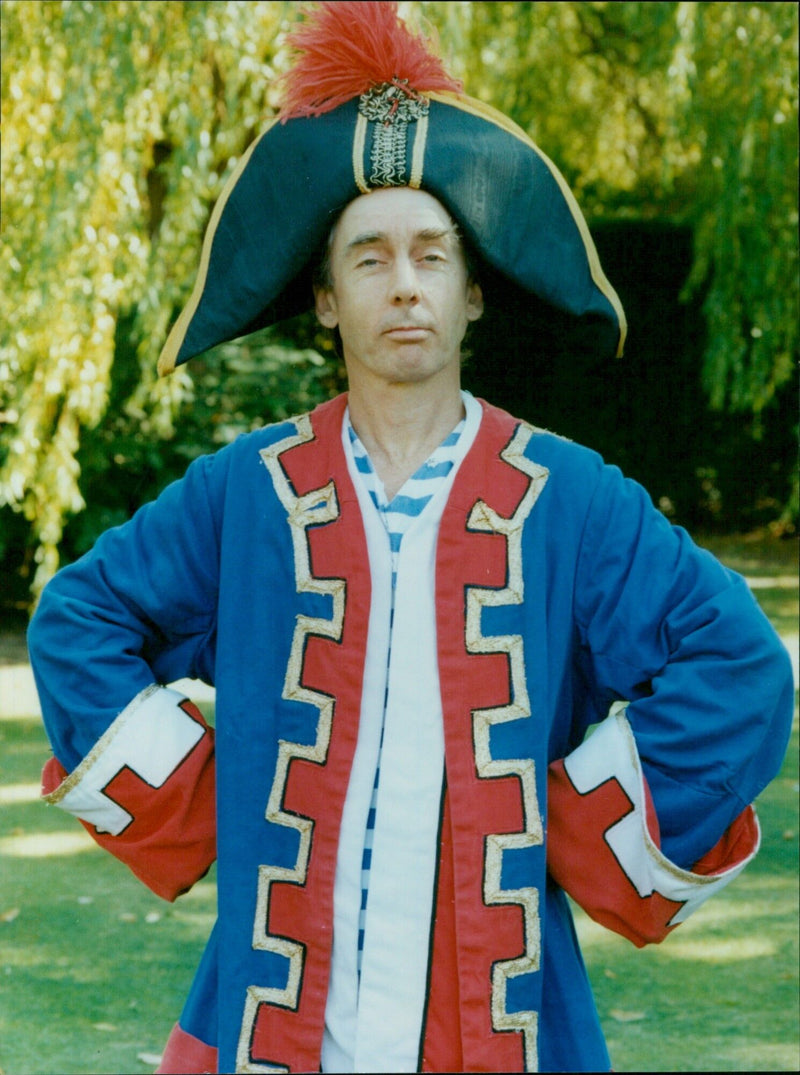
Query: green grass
576,718,799,1072
695,533,799,637
2,724,796,1074
0,717,217,1075
0,536,796,1073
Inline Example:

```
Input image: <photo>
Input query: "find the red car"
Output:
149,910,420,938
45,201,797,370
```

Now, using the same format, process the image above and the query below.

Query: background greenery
1,0,798,611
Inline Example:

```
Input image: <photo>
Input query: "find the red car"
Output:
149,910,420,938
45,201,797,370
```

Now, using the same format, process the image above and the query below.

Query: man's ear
466,280,484,323
314,286,339,329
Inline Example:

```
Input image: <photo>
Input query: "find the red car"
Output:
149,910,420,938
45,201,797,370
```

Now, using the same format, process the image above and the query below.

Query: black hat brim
158,92,625,375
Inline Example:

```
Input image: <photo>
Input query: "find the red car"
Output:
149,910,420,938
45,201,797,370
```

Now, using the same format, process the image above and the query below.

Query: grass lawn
695,532,799,638
0,535,797,1073
0,713,217,1075
576,718,799,1072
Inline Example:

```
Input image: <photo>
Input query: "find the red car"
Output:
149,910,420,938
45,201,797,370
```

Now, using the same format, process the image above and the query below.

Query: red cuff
547,756,684,947
41,699,217,901
690,804,759,876
157,1022,218,1074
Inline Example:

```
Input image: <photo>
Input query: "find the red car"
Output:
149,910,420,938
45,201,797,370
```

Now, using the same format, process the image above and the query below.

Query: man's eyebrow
344,225,458,254
415,226,458,243
344,231,388,254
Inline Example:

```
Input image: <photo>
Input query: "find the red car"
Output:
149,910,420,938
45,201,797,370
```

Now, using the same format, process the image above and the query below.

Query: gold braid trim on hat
157,120,280,376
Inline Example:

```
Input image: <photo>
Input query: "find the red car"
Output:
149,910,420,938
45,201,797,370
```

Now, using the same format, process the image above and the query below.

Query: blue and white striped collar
344,391,481,509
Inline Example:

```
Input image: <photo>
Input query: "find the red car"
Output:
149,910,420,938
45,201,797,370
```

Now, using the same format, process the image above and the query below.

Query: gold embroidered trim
234,418,344,1072
409,113,428,189
236,985,290,1073
465,422,549,1073
352,112,370,194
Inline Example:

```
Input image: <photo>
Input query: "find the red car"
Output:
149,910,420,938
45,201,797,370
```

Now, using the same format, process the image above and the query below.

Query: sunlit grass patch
0,718,217,1075
0,535,796,1073
0,829,98,857
578,717,799,1072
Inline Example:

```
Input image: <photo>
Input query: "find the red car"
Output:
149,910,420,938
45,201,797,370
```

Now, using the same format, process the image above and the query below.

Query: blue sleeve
27,449,226,771
573,462,794,868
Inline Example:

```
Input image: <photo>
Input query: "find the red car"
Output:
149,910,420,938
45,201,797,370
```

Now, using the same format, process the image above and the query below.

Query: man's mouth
383,325,432,340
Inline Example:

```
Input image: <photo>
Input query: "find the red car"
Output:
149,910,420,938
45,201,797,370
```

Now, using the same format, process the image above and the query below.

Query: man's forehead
333,187,456,246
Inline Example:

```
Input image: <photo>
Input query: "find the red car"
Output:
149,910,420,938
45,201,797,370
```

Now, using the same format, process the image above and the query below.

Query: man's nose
390,256,419,303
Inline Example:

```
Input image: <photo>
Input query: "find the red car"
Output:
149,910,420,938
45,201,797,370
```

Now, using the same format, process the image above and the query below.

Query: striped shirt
348,416,466,976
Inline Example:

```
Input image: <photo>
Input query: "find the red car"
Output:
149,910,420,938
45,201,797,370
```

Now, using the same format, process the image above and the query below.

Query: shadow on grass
1,570,797,1074
577,718,799,1072
0,718,217,1075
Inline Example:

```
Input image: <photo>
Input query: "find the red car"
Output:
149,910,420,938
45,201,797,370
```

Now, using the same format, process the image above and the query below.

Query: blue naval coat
29,395,793,1072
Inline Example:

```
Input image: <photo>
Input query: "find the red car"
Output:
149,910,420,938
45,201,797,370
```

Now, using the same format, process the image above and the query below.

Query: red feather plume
279,1,462,120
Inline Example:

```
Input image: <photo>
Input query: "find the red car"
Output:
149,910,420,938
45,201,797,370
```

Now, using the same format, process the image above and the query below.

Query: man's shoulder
173,415,315,503
214,395,347,463
479,399,604,476
235,414,312,453
202,409,324,467
526,424,601,469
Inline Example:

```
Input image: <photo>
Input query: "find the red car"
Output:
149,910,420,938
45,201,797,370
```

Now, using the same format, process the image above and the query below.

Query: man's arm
547,461,793,944
29,449,226,898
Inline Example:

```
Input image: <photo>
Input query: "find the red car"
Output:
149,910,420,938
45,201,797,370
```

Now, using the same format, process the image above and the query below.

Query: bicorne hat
157,1,626,375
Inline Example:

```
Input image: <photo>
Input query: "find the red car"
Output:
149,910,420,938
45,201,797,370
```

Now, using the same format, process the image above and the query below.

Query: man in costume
29,5,793,1073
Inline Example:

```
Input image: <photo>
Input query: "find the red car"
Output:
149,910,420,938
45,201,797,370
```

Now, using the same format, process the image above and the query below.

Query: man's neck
347,379,465,501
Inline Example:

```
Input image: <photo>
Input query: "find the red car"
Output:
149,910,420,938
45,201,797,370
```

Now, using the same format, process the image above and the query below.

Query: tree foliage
1,0,304,594
423,0,798,414
1,0,797,601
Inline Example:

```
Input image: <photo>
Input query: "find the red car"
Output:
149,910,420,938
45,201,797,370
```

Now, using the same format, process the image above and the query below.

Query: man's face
314,187,483,392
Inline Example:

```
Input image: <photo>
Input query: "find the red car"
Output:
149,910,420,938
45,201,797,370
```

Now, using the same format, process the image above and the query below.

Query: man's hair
312,206,346,293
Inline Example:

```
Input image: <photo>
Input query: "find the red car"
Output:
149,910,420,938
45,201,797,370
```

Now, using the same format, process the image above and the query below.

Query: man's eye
422,253,445,263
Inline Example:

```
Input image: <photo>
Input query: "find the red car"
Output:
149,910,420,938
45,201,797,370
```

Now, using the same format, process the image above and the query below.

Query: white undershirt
321,391,482,1073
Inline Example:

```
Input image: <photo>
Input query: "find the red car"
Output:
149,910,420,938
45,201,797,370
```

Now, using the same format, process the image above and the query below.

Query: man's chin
344,344,462,388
